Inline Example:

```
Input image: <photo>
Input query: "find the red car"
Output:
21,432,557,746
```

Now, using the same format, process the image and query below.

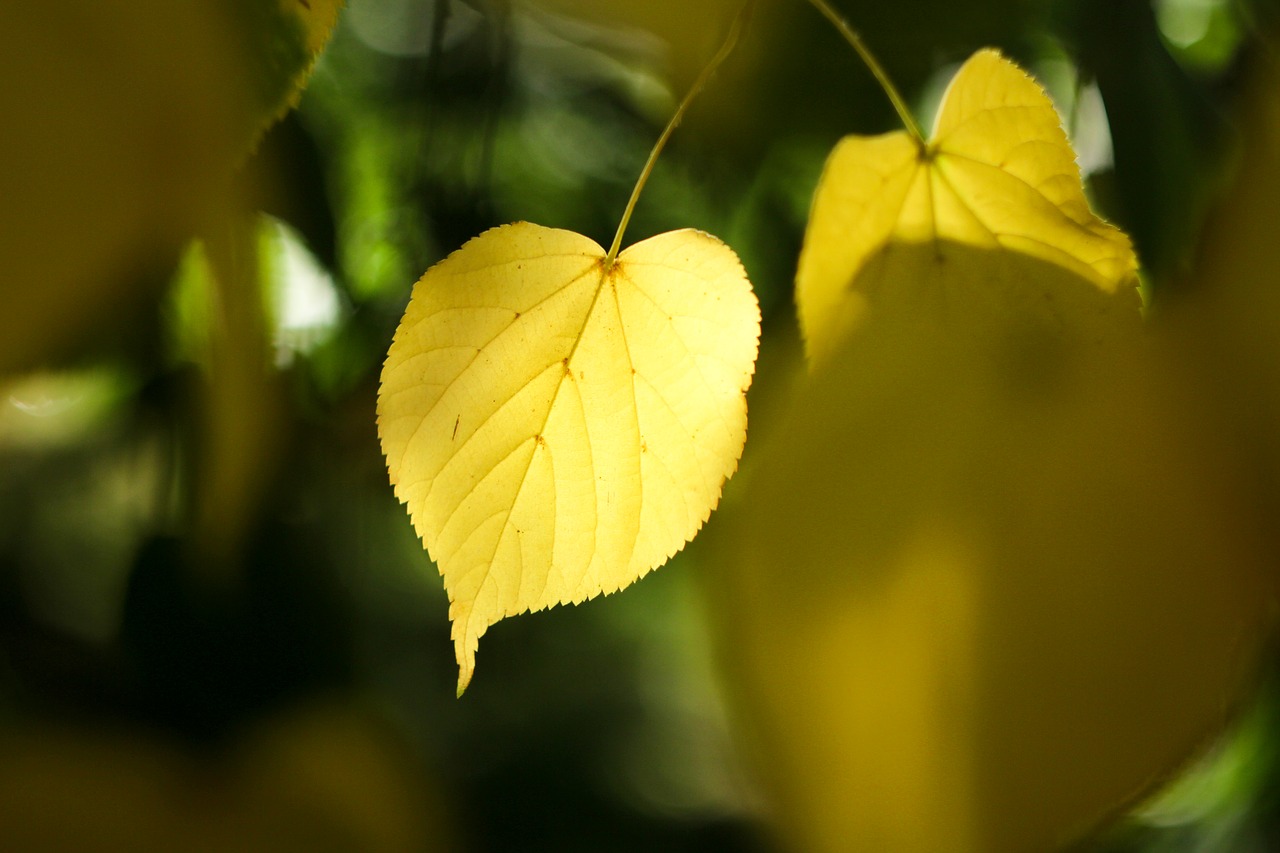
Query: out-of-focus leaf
0,1,248,374
796,49,1140,363
378,222,760,693
707,257,1275,851
237,0,347,141
0,0,345,376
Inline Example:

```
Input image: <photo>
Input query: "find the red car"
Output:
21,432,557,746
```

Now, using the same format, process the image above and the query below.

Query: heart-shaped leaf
378,222,760,693
796,49,1141,363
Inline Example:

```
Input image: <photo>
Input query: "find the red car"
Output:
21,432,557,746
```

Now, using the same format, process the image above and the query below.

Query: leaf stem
605,1,754,267
804,0,926,145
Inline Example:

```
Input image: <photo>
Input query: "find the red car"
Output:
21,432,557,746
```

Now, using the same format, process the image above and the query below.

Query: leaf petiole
605,1,755,267
804,0,926,145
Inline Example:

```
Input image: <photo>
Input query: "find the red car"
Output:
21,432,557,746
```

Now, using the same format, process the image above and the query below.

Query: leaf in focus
378,223,760,694
796,48,1141,364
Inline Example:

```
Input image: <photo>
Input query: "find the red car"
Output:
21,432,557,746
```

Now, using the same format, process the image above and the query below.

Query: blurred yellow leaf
705,43,1279,853
254,0,347,135
378,222,760,693
796,49,1141,363
0,1,246,373
0,0,345,375
708,276,1274,851
283,0,345,64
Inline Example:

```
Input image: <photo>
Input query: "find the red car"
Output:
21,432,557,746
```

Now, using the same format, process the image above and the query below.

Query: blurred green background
2,0,1280,849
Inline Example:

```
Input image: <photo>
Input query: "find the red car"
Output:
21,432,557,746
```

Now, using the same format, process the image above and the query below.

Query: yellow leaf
796,48,1141,363
282,0,345,58
0,0,345,375
378,222,760,693
706,275,1274,851
252,0,346,137
0,0,248,373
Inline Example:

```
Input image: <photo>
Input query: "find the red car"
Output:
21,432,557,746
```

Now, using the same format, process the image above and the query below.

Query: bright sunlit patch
165,218,344,370
264,217,345,366
1071,80,1114,178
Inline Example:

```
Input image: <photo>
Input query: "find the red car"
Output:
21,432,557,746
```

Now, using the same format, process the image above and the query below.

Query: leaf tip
452,608,479,698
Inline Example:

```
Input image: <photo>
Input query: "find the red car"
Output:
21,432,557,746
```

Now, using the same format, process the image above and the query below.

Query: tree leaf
706,280,1273,851
0,0,345,375
237,0,346,140
0,0,249,374
796,48,1141,363
378,222,760,693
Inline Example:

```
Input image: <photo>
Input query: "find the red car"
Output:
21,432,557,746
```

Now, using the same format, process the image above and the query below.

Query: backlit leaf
378,222,760,693
796,48,1141,363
